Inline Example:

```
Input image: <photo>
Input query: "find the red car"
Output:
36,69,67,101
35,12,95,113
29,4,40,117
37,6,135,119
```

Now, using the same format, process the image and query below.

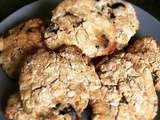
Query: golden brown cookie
0,18,45,79
5,94,32,120
45,0,139,57
5,94,73,120
127,36,160,92
19,46,101,119
94,45,158,119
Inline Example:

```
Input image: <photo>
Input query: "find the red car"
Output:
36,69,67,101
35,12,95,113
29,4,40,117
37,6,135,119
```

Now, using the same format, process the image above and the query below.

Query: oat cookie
5,94,73,120
19,46,101,118
127,36,160,92
45,0,139,57
93,45,158,119
0,18,45,78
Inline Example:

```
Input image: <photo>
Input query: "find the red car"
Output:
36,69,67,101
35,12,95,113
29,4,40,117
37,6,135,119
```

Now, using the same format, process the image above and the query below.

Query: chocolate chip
95,0,100,1
100,35,109,48
73,18,85,28
47,22,59,34
110,12,116,19
95,45,99,49
97,11,102,16
52,103,61,110
152,71,159,85
26,60,30,64
59,105,78,120
27,28,34,32
59,105,75,115
27,27,40,33
120,95,128,104
56,103,61,108
111,2,125,9
64,11,77,17
105,85,113,90
104,41,109,48
97,34,110,48
105,85,118,90
64,11,73,16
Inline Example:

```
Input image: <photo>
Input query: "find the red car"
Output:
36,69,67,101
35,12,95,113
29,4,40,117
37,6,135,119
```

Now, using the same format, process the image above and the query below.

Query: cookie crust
45,0,139,57
19,46,100,118
0,18,45,79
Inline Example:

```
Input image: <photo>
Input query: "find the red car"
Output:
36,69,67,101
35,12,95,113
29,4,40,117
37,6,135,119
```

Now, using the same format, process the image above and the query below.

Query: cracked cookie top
45,0,139,57
92,37,158,120
19,46,101,118
5,94,73,120
127,36,160,92
0,18,45,79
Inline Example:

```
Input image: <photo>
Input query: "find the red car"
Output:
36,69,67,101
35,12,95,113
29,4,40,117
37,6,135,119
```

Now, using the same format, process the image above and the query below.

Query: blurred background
0,0,160,22
127,0,160,20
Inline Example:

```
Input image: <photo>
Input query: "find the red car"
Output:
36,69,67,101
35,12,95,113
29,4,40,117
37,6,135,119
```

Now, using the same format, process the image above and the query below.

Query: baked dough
45,0,139,57
5,37,159,120
5,94,73,120
0,18,45,79
93,37,158,120
127,36,160,92
19,46,100,119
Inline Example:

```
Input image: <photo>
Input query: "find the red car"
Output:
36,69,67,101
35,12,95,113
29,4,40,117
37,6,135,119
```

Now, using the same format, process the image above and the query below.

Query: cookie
127,36,160,92
0,18,45,79
45,0,139,57
19,46,101,118
94,49,158,119
5,94,32,120
5,94,73,120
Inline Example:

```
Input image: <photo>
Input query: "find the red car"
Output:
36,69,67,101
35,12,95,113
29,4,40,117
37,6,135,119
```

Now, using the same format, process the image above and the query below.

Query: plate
0,0,160,119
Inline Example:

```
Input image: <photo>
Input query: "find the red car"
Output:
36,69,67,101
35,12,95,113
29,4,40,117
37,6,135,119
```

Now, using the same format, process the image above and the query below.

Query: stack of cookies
0,0,159,120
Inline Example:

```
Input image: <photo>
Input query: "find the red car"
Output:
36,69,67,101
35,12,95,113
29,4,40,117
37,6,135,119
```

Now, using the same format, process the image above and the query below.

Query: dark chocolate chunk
59,105,78,120
64,11,77,18
27,26,41,33
59,105,75,115
73,18,85,28
101,34,109,48
104,85,118,90
97,11,102,16
152,71,159,85
120,95,128,104
47,22,59,34
27,28,34,32
111,2,125,9
95,45,99,49
110,12,116,19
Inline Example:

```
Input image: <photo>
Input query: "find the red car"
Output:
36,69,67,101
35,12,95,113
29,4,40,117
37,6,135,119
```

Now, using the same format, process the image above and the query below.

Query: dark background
127,0,160,20
0,0,160,22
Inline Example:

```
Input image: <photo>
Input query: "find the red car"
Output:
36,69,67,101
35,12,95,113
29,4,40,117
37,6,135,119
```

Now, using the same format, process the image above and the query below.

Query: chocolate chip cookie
18,46,101,119
0,18,45,79
127,36,160,92
93,38,158,119
5,93,73,120
45,0,139,57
